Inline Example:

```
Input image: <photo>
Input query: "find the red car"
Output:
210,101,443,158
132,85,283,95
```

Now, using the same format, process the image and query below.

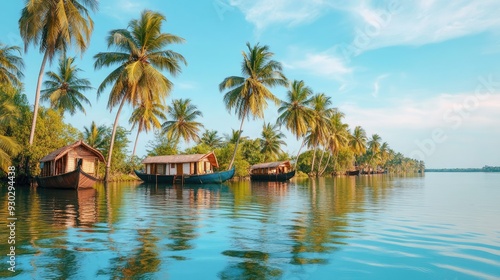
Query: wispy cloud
372,74,390,97
341,1,500,51
285,51,353,87
176,82,198,90
229,0,331,32
232,1,500,51
342,91,500,130
101,0,152,21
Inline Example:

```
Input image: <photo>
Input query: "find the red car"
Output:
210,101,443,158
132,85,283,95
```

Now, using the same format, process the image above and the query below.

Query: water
1,173,500,279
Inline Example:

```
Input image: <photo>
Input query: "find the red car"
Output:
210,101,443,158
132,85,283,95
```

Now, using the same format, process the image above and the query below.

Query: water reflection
1,173,499,279
103,228,161,279
37,188,98,227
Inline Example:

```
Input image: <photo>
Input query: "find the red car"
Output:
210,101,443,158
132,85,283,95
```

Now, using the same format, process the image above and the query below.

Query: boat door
176,163,183,175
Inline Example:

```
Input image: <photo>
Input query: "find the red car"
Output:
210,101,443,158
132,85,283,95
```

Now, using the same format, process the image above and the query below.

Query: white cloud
286,51,353,84
342,92,500,131
229,0,331,32
372,74,389,97
232,1,500,51
341,0,500,51
101,0,152,21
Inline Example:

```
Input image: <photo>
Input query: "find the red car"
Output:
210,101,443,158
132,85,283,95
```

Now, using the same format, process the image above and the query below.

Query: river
1,172,499,279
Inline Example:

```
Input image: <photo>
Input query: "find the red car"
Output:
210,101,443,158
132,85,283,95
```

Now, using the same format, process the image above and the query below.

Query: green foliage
0,88,22,172
11,106,80,176
199,129,223,149
146,131,178,156
184,143,212,155
240,139,264,166
101,126,131,175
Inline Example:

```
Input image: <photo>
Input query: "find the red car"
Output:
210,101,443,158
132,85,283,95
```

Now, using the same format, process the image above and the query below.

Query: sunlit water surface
1,172,500,279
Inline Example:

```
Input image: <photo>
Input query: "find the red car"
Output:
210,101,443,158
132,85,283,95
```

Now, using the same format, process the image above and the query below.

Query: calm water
1,173,500,279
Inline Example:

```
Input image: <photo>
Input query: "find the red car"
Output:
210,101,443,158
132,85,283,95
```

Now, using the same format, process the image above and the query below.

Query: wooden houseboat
134,152,234,184
250,161,295,182
36,140,105,189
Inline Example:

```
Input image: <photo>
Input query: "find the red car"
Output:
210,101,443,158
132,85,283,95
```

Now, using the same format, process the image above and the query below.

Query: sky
2,0,500,169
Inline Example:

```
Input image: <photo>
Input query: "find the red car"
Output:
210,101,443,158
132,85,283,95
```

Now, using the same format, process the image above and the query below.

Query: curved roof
142,152,219,167
39,140,106,163
250,161,291,170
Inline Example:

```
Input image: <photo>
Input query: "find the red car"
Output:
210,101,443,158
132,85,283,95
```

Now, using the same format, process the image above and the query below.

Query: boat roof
250,161,291,170
40,140,106,163
142,152,219,167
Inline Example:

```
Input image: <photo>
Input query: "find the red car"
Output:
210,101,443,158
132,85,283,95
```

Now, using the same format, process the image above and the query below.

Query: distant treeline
425,166,500,172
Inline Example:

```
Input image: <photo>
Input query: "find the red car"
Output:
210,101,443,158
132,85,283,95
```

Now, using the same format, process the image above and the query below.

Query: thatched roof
250,161,291,170
142,152,219,167
39,140,106,163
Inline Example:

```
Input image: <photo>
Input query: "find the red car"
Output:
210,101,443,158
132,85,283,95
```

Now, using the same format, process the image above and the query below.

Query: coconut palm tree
224,129,247,145
0,43,23,172
379,142,391,167
277,80,314,169
161,98,203,145
129,102,166,158
199,130,223,149
306,93,334,175
0,90,21,172
321,110,349,175
260,122,286,162
368,134,382,154
19,0,98,145
219,42,287,170
93,10,186,180
349,126,367,169
41,55,92,116
0,43,24,91
83,121,108,151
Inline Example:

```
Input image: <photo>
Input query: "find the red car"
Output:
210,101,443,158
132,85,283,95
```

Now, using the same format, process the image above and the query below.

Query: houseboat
250,161,295,182
134,152,234,184
36,140,105,189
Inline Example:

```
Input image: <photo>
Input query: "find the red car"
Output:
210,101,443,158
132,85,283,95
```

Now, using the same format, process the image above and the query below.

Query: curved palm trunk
319,152,332,176
316,148,326,176
228,116,245,170
29,51,49,145
131,122,143,159
105,97,127,181
310,145,317,176
294,138,306,170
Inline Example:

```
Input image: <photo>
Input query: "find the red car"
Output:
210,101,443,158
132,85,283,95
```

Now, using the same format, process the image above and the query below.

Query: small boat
250,161,295,182
36,140,105,189
346,170,360,176
134,152,234,184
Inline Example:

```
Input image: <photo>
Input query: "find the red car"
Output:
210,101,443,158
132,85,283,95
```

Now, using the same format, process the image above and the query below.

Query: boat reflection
137,183,231,209
37,188,98,228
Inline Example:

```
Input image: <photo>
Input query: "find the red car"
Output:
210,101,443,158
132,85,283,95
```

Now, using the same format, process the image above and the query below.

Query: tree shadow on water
218,250,282,280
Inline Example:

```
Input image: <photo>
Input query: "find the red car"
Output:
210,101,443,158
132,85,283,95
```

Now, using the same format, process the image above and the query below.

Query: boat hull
36,167,98,189
250,170,295,182
346,170,360,176
134,168,235,184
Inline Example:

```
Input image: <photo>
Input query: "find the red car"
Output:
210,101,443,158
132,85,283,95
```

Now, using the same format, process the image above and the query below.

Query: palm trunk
105,97,126,181
228,116,245,170
294,138,306,170
316,148,326,176
29,51,49,145
131,122,143,159
319,152,332,176
310,145,317,176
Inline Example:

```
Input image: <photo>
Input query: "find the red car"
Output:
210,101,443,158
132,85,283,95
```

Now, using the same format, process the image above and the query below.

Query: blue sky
2,0,500,168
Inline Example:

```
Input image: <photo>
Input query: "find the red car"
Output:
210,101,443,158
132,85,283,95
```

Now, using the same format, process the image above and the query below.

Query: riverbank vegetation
1,3,422,181
426,166,500,172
